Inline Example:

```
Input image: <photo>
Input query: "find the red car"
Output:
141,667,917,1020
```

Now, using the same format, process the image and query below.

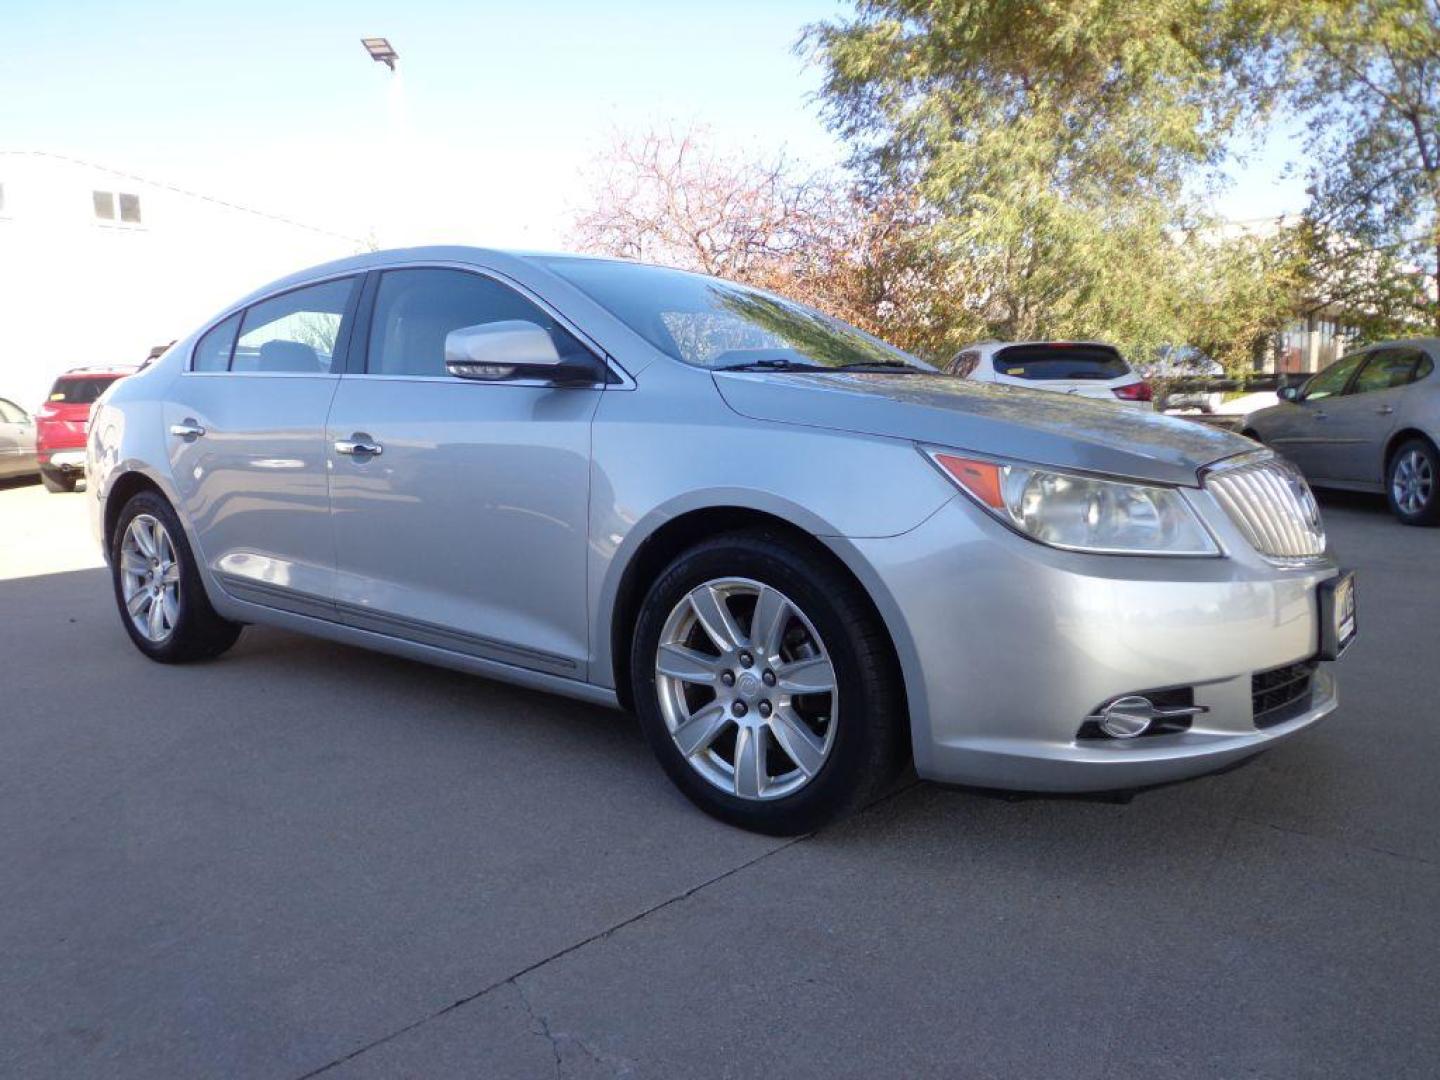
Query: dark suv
36,368,133,492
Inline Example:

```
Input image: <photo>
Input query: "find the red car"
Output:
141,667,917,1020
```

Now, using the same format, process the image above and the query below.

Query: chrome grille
1205,455,1326,560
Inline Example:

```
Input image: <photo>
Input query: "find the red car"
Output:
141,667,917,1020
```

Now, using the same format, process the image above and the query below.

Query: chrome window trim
184,260,630,388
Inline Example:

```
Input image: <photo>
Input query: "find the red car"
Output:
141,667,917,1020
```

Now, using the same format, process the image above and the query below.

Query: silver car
1243,339,1439,525
0,395,38,479
87,248,1353,834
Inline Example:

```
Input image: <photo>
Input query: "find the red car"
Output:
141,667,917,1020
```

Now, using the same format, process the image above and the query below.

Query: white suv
947,340,1153,406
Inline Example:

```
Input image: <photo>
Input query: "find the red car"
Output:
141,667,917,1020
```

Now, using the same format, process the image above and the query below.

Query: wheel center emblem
737,672,762,699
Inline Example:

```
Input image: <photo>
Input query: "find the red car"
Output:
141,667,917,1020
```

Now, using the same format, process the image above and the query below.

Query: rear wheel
1387,438,1440,526
110,490,242,661
40,468,75,493
630,530,907,835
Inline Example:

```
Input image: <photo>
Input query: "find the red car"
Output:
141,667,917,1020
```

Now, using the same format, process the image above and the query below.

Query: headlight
926,450,1219,556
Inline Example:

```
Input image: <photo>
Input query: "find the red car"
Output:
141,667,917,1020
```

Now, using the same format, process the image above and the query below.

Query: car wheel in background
630,529,908,835
1386,438,1440,526
110,490,243,661
40,468,75,493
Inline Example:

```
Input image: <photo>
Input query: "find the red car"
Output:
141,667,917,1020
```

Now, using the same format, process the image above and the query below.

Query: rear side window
366,267,590,377
48,376,120,404
232,277,358,374
192,313,241,372
1348,349,1420,394
992,344,1129,381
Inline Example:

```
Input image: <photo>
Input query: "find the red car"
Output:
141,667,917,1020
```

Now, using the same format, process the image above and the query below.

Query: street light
361,37,398,70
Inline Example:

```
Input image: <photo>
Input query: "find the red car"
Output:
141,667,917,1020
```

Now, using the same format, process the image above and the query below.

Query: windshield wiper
837,360,932,373
712,357,828,372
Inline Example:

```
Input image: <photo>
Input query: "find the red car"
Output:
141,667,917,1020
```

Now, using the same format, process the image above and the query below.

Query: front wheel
630,530,907,835
110,490,243,661
1387,438,1440,526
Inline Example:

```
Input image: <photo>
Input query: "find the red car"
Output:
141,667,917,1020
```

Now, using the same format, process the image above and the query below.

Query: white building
0,151,366,410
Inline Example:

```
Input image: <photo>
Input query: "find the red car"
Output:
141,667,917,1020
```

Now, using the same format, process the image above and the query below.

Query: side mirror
445,320,564,380
1278,385,1300,402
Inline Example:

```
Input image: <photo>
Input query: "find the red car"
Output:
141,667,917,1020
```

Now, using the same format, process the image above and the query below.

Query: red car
35,367,134,492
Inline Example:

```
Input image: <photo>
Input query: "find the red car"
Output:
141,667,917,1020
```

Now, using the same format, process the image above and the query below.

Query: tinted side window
1301,352,1365,401
367,268,590,377
192,313,241,372
1348,349,1418,394
1415,353,1434,382
233,278,357,374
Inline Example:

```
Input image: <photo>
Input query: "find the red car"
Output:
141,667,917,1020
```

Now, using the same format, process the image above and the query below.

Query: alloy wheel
119,513,181,643
655,577,837,801
1392,449,1434,516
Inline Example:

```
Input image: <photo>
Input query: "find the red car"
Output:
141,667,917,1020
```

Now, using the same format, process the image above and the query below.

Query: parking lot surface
2,478,1436,1079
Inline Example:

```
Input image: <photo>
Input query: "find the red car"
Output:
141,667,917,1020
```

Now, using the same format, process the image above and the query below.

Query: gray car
1243,339,1440,525
0,395,38,479
86,248,1353,834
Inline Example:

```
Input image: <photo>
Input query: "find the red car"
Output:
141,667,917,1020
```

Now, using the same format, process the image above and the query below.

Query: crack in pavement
514,981,562,1080
289,833,809,1079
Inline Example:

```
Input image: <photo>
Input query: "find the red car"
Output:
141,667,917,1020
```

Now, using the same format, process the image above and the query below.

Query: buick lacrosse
87,248,1354,834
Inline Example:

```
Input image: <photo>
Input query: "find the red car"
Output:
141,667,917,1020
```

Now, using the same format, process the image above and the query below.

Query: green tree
802,0,1291,364
1259,0,1440,332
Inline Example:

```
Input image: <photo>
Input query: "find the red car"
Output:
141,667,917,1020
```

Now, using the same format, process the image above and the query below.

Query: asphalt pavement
1,476,1436,1079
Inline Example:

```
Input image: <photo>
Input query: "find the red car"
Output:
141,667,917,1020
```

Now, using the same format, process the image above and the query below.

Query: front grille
1206,455,1326,560
1252,661,1317,728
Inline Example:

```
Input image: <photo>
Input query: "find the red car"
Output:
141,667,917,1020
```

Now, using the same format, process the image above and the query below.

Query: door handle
335,436,383,457
1377,405,1395,415
169,421,205,439
1313,411,1328,421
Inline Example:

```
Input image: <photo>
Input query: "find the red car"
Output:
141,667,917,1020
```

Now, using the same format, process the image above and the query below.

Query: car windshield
994,344,1130,381
539,257,934,372
48,375,121,404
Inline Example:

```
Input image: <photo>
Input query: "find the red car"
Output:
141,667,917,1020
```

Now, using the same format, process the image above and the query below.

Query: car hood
713,371,1253,487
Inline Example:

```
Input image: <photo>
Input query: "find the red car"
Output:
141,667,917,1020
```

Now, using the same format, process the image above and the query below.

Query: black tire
1386,437,1440,526
41,468,75,493
110,490,243,662
630,529,908,835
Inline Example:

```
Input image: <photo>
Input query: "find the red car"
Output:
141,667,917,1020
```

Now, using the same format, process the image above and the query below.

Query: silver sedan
1243,339,1440,525
87,248,1351,834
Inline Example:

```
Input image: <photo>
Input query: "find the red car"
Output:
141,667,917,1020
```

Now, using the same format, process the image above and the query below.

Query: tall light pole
361,37,404,246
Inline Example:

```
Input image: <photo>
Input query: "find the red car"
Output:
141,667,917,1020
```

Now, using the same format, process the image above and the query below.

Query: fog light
1096,696,1158,739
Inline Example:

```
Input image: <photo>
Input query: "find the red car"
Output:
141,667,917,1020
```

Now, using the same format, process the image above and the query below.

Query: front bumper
850,496,1339,793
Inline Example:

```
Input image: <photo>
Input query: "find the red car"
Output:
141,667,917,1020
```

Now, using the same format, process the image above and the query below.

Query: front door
1265,350,1367,479
167,276,361,618
326,266,603,680
1309,348,1418,483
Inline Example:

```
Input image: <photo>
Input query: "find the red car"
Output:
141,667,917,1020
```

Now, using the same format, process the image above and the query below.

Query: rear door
167,275,361,617
990,344,1134,400
325,265,603,679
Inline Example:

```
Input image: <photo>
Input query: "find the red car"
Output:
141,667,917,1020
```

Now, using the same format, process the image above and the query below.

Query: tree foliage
1260,0,1440,332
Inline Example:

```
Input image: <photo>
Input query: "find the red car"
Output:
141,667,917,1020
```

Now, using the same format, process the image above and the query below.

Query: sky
3,0,1310,249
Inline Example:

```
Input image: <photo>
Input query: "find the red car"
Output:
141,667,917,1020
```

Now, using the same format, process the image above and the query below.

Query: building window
93,190,143,225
